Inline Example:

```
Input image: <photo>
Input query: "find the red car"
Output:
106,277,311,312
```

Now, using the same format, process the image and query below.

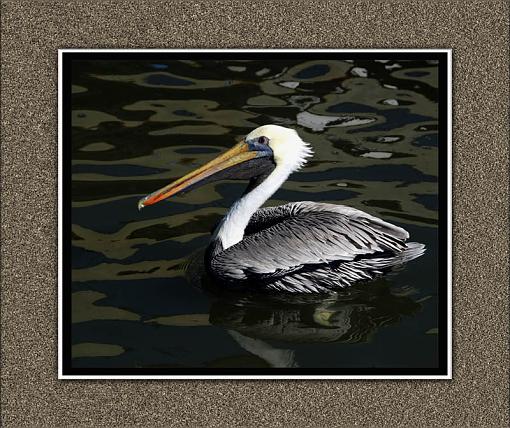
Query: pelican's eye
258,136,269,145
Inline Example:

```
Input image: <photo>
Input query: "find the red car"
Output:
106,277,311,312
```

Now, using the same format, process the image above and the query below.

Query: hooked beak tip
138,198,147,211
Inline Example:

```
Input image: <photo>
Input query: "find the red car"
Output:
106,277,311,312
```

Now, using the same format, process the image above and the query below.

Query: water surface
70,57,439,369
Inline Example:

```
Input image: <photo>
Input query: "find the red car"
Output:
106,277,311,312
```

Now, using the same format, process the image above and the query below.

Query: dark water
70,58,439,369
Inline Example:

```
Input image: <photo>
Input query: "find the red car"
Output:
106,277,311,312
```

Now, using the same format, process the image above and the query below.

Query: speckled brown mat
1,1,508,426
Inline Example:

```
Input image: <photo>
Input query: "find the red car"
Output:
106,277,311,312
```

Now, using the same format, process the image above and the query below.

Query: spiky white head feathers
246,125,313,172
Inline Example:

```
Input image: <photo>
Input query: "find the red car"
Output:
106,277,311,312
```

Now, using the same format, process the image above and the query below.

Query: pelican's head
245,125,313,170
138,125,313,209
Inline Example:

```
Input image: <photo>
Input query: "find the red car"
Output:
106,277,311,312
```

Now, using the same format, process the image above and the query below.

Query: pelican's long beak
138,140,261,210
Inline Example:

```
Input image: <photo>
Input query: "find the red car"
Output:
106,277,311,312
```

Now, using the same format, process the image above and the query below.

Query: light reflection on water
71,58,439,369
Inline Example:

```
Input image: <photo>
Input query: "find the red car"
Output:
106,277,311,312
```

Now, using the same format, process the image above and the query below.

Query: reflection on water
209,281,420,345
205,280,421,368
71,57,439,369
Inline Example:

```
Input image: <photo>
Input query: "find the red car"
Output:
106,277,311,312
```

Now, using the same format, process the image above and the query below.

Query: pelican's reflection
205,280,421,367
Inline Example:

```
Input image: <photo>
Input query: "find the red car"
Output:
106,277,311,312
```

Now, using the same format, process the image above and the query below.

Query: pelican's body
139,125,424,293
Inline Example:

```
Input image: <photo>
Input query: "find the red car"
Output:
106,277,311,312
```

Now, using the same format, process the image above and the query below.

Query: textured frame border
58,48,452,380
1,1,508,426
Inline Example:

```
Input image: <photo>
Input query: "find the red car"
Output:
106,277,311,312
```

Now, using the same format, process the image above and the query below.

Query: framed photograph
59,49,451,379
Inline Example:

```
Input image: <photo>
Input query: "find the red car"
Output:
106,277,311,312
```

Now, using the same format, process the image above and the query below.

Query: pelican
138,125,425,293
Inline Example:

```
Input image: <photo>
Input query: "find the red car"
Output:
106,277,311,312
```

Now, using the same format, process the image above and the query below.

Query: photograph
59,49,451,378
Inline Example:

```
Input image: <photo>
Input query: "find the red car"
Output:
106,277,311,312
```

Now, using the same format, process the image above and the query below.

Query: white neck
212,165,291,250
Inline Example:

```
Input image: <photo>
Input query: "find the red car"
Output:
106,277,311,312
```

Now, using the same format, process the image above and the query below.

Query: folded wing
210,202,410,282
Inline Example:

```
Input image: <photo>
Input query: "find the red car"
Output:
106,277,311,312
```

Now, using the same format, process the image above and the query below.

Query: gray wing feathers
211,202,411,282
265,242,425,293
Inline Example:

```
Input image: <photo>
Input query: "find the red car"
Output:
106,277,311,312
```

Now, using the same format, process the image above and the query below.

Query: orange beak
138,140,258,210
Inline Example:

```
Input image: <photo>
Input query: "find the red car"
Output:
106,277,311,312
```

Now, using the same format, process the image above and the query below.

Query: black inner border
62,51,449,377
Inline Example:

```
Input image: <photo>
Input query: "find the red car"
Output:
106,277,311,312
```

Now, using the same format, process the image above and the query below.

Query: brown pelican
138,125,425,293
